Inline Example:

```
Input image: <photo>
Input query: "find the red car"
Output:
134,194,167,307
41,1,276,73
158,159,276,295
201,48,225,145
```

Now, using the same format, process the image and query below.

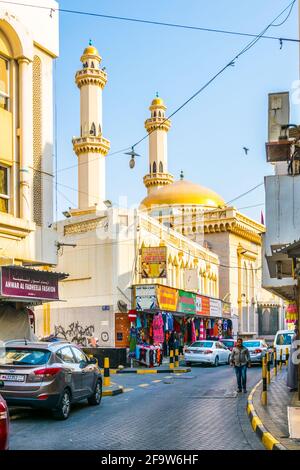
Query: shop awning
0,265,68,304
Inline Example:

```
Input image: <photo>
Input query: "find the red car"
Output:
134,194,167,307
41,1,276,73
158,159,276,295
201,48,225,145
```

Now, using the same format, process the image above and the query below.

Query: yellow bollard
261,356,268,406
285,347,289,367
175,348,179,368
103,357,110,387
279,349,283,371
169,349,174,370
266,352,271,385
274,350,277,377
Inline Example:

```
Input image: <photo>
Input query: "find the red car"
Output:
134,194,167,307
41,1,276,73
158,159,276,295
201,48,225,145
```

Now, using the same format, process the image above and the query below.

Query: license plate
0,374,25,382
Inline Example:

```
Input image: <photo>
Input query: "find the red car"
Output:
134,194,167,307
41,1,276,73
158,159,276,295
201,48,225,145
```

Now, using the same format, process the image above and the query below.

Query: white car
273,330,295,361
184,340,231,367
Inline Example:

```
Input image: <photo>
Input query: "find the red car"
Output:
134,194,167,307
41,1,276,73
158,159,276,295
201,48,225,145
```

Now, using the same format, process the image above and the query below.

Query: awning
0,265,68,304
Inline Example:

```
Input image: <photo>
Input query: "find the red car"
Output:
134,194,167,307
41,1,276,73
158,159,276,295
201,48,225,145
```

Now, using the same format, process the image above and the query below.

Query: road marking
139,383,150,388
123,388,134,393
151,379,162,383
164,376,172,379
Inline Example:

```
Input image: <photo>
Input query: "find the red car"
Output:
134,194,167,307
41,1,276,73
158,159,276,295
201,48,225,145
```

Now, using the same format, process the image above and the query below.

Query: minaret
72,42,110,211
143,95,174,194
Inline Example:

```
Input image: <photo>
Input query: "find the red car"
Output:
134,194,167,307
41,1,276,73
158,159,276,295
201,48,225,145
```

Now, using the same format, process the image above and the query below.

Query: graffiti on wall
54,321,110,346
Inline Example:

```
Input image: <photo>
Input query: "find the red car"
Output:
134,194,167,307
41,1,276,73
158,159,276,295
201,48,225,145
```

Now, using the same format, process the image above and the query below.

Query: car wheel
52,389,71,420
88,380,102,406
214,356,219,367
185,361,192,367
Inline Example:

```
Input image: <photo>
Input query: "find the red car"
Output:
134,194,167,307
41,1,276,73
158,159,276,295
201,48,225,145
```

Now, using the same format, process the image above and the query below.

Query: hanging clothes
136,316,142,329
152,313,164,344
191,320,196,343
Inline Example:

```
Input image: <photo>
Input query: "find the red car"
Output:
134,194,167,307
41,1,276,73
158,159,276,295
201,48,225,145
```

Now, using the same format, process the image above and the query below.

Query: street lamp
125,146,141,169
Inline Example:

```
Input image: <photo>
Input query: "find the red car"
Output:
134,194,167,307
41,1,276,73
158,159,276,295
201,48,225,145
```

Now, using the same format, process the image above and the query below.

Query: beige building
0,0,59,266
39,44,221,347
140,97,285,339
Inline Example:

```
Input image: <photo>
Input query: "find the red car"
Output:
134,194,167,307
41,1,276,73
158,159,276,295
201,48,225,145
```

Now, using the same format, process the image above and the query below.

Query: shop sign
141,246,167,279
178,290,196,315
196,295,210,316
210,298,222,317
128,310,137,320
222,301,232,318
135,285,157,311
157,285,178,312
0,266,59,301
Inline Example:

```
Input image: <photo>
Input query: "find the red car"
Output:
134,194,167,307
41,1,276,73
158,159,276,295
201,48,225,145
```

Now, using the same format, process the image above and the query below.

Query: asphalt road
9,364,264,450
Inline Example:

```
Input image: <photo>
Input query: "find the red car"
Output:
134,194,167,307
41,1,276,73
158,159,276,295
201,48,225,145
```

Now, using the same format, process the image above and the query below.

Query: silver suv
0,341,102,420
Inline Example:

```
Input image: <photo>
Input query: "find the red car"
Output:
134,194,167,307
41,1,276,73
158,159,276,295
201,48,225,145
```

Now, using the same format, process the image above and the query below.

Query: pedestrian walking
230,338,251,393
287,326,299,392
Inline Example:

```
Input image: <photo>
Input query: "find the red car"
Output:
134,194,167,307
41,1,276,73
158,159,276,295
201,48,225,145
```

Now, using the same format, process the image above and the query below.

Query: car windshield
222,340,234,346
276,333,294,346
243,341,261,348
0,348,51,366
190,341,213,348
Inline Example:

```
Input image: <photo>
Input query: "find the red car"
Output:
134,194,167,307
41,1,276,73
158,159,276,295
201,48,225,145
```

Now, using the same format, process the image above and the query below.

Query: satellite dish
117,300,128,313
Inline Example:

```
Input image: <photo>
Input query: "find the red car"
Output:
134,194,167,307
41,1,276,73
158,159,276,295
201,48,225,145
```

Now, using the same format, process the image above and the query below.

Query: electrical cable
0,1,298,43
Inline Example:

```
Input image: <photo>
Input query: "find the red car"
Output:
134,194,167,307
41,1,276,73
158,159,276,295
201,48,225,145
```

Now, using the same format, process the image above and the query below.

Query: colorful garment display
152,312,164,344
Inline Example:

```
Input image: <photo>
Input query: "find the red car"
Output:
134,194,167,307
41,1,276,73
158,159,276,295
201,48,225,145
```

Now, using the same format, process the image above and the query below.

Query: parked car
273,330,295,362
185,340,231,367
0,393,9,450
220,339,235,351
243,339,273,364
0,341,102,420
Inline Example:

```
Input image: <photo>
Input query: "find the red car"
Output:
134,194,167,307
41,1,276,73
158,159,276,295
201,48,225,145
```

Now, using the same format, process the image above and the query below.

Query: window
71,347,88,364
56,346,75,364
0,348,51,366
159,161,163,173
153,162,157,173
0,56,9,111
90,122,96,136
0,165,9,213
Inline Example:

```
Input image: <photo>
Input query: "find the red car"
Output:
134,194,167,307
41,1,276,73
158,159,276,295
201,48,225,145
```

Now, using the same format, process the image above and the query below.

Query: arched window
153,162,157,173
90,122,96,136
158,111,162,117
91,62,95,68
153,111,157,118
159,161,163,173
98,124,102,135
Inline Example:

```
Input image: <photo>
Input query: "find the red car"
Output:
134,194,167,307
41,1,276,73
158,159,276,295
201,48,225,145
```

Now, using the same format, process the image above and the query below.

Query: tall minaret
72,42,110,211
143,95,174,194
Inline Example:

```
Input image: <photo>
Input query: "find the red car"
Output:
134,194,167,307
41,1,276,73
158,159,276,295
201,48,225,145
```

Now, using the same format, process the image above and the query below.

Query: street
9,365,264,451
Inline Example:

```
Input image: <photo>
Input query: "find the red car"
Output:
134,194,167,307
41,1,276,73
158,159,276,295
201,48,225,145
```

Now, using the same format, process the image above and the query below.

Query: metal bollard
104,357,110,387
175,348,179,368
261,356,268,405
279,349,283,371
274,350,277,377
169,349,174,370
266,352,271,385
285,347,289,367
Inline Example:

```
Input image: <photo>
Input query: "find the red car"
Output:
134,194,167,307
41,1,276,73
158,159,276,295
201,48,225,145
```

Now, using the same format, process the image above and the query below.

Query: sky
55,0,300,222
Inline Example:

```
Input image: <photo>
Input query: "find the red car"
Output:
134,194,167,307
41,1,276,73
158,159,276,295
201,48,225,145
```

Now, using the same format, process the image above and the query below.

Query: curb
114,368,191,375
102,385,124,397
247,379,287,450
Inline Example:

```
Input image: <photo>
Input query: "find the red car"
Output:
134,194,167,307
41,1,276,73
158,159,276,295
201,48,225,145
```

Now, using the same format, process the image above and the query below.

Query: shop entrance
115,312,131,348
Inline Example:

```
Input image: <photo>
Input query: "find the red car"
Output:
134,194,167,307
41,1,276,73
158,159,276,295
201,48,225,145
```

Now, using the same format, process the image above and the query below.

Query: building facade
0,1,64,340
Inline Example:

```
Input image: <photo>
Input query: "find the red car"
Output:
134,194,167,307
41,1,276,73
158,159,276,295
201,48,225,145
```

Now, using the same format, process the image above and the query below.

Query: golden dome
83,45,99,56
140,179,225,209
151,97,164,106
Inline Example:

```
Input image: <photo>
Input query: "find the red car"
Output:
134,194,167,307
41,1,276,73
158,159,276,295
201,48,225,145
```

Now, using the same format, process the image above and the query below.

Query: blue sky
55,0,299,222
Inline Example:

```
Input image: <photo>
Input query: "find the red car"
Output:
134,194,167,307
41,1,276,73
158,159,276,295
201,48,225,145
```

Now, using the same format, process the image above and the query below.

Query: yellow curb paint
139,383,150,388
137,369,157,375
102,390,113,396
247,404,254,415
152,380,162,383
262,432,279,451
124,388,134,393
251,416,263,432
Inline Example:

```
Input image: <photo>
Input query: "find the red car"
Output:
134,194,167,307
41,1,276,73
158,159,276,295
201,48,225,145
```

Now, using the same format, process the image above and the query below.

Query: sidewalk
248,369,300,450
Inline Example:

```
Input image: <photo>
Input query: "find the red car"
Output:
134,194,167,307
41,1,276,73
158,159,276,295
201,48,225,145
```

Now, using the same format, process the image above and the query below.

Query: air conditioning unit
266,140,292,163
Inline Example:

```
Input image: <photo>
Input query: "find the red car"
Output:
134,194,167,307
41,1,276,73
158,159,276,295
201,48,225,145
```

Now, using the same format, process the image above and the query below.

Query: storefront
0,265,68,341
129,284,234,366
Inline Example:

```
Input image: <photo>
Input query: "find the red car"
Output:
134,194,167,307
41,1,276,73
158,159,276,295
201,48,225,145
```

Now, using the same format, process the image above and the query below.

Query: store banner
178,290,196,314
0,266,59,301
222,301,232,318
135,285,157,311
157,285,178,312
210,298,222,317
196,295,210,316
141,246,167,279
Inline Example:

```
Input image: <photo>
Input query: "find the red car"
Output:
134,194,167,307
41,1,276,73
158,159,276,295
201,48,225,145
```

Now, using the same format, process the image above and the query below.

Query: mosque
36,42,285,348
